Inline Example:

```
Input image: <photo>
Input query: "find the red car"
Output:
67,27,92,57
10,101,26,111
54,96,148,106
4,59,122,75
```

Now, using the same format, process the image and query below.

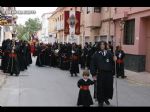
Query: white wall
0,26,4,46
42,14,51,37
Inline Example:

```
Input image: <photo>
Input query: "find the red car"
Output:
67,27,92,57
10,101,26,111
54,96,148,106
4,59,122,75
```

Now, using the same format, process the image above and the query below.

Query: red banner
64,11,70,34
75,11,81,35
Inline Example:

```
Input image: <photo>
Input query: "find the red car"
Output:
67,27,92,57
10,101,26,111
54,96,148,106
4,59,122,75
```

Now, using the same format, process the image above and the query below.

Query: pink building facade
113,7,150,72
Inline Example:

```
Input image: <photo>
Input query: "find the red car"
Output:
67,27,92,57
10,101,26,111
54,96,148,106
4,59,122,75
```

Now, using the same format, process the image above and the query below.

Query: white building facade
41,13,51,44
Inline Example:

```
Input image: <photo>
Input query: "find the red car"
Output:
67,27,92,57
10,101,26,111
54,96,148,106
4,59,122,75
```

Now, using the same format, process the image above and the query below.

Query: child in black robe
77,70,94,107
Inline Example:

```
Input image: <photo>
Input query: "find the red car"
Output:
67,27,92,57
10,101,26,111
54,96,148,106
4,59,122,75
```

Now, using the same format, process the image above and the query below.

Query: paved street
0,57,150,106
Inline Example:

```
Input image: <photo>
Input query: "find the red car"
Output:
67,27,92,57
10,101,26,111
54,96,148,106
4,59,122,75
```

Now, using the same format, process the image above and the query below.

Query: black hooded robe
90,50,114,103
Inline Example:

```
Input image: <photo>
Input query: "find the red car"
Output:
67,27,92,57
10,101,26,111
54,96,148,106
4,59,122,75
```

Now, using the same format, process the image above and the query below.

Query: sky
16,7,57,25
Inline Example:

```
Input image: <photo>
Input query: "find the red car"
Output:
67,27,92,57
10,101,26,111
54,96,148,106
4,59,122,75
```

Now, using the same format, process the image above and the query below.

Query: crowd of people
0,39,32,76
34,42,97,76
0,39,126,107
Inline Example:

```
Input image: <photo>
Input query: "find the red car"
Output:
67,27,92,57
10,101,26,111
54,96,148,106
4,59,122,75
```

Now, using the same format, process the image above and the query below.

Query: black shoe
10,73,13,76
104,100,110,105
98,102,103,107
75,74,77,77
121,76,127,79
95,98,98,102
71,74,73,77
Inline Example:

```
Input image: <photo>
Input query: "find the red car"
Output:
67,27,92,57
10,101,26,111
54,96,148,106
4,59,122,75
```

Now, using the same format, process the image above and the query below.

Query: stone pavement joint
125,70,150,86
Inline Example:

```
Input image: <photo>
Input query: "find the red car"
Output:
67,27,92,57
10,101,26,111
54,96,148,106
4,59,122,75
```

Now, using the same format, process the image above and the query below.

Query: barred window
87,7,90,14
94,7,101,13
123,19,135,45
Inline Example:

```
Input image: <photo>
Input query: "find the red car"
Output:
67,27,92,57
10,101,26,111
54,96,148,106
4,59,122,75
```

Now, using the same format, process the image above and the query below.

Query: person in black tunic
6,41,20,76
86,45,93,69
1,39,11,73
77,70,94,107
61,50,70,70
90,41,114,106
77,45,82,66
80,44,88,69
16,41,27,71
70,51,79,77
26,42,32,65
115,46,126,78
44,44,52,67
36,43,43,67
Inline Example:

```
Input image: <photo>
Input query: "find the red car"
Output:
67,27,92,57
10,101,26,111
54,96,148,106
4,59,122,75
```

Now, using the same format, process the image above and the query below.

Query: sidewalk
125,70,150,86
0,70,7,88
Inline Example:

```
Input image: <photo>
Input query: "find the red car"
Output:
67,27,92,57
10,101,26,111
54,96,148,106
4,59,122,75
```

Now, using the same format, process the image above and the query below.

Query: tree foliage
16,18,41,41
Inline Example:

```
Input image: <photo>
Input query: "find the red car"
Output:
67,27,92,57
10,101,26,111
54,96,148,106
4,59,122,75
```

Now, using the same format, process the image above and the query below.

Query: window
100,35,107,42
94,7,101,13
104,7,108,12
123,19,135,45
87,7,90,14
80,7,83,12
95,36,100,42
85,36,89,43
114,8,117,14
62,14,63,21
75,7,77,11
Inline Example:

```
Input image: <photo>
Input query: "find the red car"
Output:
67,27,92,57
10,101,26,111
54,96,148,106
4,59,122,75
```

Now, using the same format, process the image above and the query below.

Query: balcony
85,12,101,28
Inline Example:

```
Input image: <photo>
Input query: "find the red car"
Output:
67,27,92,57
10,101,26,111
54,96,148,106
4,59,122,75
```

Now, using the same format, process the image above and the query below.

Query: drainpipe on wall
108,7,111,43
120,18,125,47
82,30,85,49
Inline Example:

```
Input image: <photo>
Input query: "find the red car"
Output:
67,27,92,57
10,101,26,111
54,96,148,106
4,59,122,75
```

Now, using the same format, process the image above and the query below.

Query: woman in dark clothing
90,41,114,106
115,46,126,78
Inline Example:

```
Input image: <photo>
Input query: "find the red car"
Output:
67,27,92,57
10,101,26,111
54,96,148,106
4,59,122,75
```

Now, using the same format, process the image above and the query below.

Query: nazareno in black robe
17,44,27,71
36,45,43,67
90,50,114,103
70,53,79,75
77,78,94,106
44,46,52,66
1,40,10,72
6,45,20,76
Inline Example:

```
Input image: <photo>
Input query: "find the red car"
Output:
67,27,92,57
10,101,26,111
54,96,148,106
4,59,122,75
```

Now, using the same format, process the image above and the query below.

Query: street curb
125,70,150,87
126,78,150,87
